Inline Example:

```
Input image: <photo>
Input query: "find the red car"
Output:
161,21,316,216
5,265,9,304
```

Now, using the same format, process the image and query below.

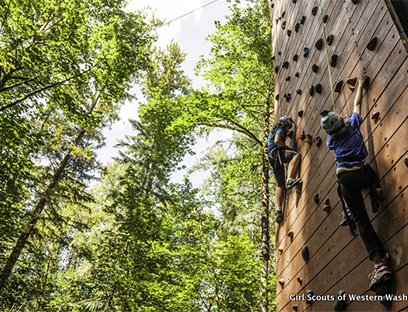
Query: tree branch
0,66,95,112
0,76,41,93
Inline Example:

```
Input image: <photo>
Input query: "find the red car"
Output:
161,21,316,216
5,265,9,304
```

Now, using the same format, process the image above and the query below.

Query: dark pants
269,148,297,187
337,166,386,260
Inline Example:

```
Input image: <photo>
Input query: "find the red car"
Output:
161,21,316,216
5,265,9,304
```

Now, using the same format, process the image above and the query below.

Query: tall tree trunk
0,94,100,289
260,86,271,312
0,129,86,289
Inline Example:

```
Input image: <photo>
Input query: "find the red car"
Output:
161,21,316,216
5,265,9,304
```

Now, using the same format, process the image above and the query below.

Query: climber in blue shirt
268,115,302,224
320,75,392,291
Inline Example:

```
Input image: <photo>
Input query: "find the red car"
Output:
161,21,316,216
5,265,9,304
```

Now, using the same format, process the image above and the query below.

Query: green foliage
0,1,274,311
0,0,155,309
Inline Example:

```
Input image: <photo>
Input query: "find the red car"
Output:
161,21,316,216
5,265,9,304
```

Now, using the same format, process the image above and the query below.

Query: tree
0,0,156,303
174,0,275,310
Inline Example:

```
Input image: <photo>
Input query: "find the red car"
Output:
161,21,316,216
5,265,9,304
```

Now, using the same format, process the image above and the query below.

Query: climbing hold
287,230,294,239
295,72,300,78
312,6,318,16
351,0,359,4
285,76,291,81
293,54,298,62
284,93,291,102
315,38,323,50
271,56,275,61
367,37,378,51
282,61,289,69
293,306,298,311
281,21,286,30
333,290,347,311
297,110,303,118
306,290,314,304
300,16,306,25
278,51,282,55
309,86,315,96
304,47,309,57
362,74,370,89
305,134,313,145
278,245,284,253
279,278,285,287
297,277,303,284
313,193,320,204
295,23,300,32
323,198,331,212
376,279,393,307
274,66,279,74
302,245,309,261
323,15,328,23
314,83,322,94
296,89,302,95
271,2,274,8
288,130,294,139
287,29,292,37
327,34,334,45
312,64,319,73
313,136,322,147
281,11,286,18
346,77,357,90
371,111,380,123
334,79,343,92
292,0,297,3
275,94,279,100
405,156,408,168
300,131,306,141
330,54,338,67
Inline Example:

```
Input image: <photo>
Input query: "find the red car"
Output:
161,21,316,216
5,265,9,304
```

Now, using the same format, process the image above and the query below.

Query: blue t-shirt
268,127,286,157
327,112,368,168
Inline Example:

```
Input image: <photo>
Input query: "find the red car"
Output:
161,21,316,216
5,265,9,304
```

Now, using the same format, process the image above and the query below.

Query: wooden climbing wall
269,0,408,311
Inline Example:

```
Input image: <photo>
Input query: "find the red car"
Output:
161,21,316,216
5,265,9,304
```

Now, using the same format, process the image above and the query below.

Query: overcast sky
97,0,231,186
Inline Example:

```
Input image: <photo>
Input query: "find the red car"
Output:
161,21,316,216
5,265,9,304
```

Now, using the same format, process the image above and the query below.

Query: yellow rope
318,0,336,113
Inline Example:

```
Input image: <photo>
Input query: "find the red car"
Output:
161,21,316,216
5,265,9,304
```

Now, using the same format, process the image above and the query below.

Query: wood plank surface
270,0,408,311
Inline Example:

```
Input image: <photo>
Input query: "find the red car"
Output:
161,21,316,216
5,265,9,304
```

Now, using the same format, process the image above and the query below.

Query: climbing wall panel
269,0,408,311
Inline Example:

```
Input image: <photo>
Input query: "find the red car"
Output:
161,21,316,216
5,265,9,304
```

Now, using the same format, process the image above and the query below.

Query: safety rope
318,0,336,113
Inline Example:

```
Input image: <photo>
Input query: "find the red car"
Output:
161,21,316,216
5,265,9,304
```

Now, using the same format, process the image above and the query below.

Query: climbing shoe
369,264,392,291
286,178,302,190
275,208,284,224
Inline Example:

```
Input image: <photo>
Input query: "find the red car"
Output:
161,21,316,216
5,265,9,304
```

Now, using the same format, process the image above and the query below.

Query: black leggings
337,166,386,260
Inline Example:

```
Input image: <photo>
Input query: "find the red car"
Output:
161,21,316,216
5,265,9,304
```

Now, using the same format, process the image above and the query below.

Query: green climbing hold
306,290,314,304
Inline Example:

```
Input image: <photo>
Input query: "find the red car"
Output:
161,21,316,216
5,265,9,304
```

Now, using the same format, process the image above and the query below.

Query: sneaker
286,178,302,190
368,264,392,291
275,208,284,224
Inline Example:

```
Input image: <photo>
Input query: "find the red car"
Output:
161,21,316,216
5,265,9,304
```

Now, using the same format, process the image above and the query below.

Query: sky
97,0,232,186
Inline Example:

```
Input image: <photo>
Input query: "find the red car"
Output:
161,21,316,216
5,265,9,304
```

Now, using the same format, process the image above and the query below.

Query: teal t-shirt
268,127,286,157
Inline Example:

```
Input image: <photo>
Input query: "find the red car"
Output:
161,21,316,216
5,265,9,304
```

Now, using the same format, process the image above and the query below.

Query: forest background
0,0,277,311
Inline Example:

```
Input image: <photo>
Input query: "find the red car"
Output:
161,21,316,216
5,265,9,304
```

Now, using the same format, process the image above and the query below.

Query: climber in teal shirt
268,116,302,224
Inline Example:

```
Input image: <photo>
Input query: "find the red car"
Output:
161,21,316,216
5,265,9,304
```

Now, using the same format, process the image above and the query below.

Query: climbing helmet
279,115,293,128
320,111,343,135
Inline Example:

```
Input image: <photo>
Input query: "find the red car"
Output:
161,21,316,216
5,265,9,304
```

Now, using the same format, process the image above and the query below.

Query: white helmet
320,110,343,135
279,115,293,127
